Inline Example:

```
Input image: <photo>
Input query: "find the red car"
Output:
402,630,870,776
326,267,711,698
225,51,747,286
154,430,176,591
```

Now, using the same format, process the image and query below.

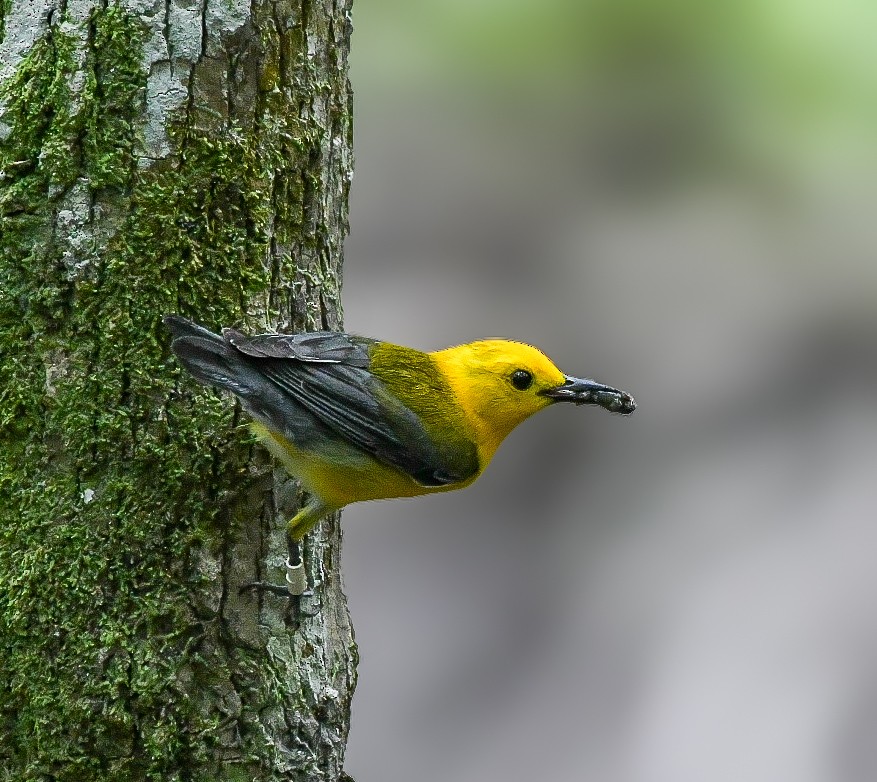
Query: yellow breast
250,422,465,509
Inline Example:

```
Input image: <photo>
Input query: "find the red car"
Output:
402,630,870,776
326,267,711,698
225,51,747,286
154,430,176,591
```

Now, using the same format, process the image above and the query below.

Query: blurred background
339,1,877,780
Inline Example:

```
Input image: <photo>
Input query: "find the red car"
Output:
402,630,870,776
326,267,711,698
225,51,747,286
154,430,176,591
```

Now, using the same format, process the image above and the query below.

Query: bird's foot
239,557,310,596
238,580,320,623
238,541,320,618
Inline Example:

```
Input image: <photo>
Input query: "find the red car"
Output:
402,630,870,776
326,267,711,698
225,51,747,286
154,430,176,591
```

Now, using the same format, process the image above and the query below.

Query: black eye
511,369,533,391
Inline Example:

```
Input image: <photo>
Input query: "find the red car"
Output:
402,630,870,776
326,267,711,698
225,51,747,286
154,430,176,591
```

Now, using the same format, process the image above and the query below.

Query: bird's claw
239,580,295,597
238,580,320,622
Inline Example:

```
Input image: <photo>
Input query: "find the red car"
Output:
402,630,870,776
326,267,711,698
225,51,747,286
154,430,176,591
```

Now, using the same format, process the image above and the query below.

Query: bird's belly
251,423,443,508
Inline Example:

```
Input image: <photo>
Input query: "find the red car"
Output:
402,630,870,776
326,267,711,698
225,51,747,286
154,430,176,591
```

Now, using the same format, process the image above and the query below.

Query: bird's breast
251,422,468,509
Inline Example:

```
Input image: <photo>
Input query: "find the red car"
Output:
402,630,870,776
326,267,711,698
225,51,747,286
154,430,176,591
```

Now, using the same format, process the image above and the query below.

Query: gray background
340,2,877,780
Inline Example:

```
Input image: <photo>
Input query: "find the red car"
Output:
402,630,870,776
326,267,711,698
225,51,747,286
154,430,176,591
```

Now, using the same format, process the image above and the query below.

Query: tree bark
0,1,356,779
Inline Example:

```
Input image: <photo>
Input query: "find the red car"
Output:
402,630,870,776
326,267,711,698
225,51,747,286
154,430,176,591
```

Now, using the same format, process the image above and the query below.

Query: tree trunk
0,1,356,779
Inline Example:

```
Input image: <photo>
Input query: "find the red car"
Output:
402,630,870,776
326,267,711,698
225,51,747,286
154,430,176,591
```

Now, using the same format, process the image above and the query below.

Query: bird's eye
511,369,533,391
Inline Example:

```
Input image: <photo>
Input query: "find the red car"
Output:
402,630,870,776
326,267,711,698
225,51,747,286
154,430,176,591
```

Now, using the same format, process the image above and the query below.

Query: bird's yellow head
431,339,635,463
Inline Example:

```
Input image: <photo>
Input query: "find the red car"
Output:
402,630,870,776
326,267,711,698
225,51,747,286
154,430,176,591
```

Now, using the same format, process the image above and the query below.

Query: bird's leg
239,499,330,599
238,537,309,599
284,497,336,592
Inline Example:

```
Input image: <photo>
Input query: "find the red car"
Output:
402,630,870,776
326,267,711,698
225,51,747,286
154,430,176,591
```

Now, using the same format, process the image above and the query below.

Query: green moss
0,22,78,216
0,3,335,778
0,0,9,45
84,4,144,190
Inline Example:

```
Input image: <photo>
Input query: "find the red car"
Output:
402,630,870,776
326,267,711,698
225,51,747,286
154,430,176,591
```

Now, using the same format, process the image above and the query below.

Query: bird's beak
541,375,636,415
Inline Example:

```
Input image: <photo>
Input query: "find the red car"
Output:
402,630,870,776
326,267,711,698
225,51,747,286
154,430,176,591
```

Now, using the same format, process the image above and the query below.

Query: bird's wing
223,328,371,365
222,330,479,487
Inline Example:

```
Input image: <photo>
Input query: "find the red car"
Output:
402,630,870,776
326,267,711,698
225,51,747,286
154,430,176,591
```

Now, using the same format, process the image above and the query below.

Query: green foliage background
355,0,877,179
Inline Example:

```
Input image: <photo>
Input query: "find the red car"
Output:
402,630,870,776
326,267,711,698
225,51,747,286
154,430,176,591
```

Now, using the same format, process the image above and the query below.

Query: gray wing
165,318,478,486
223,327,372,365
225,329,477,486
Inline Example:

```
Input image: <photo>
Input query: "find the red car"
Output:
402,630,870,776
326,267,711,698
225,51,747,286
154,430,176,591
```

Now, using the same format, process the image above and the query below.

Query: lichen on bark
0,1,355,779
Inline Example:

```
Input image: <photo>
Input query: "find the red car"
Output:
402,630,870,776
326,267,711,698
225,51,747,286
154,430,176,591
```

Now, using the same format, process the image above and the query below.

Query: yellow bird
164,315,635,594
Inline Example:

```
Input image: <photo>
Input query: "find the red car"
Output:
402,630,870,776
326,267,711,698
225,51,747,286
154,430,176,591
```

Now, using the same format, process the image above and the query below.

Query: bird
163,315,635,595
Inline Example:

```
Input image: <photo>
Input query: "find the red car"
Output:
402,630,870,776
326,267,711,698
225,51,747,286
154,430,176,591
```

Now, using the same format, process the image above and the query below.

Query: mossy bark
0,1,355,780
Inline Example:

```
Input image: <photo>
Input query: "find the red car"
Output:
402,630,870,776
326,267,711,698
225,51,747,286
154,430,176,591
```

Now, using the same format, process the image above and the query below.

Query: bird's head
432,339,635,460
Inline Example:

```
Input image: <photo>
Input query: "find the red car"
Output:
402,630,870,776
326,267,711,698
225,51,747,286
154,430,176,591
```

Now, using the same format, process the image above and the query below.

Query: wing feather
223,331,477,486
223,328,371,365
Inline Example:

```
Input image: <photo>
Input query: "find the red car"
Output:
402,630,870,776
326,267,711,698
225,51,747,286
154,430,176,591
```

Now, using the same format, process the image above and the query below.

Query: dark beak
541,375,636,415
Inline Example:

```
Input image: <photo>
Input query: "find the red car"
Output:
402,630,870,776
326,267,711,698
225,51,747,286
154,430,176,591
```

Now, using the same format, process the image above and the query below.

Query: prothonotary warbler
164,315,635,595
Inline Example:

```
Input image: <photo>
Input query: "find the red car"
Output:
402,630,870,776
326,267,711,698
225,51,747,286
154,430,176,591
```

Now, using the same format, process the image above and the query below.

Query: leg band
286,558,307,595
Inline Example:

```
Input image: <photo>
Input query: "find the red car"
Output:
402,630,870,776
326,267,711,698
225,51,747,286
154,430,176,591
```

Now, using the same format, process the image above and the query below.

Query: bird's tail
163,315,254,397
